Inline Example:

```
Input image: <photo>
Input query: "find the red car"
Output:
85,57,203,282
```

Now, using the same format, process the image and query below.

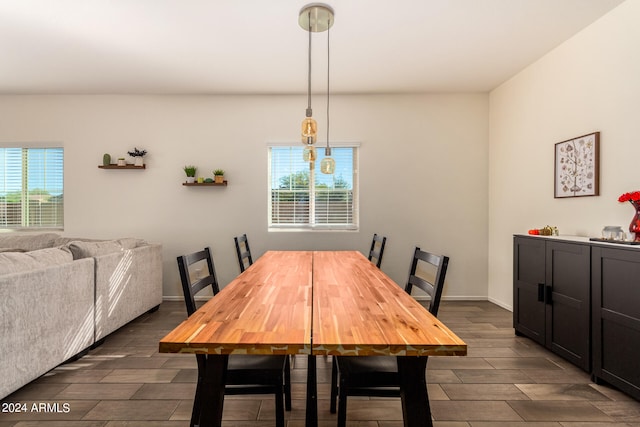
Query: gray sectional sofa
0,233,163,399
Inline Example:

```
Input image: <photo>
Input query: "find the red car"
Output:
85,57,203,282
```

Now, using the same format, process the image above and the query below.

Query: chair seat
337,356,397,374
228,354,287,371
336,356,399,390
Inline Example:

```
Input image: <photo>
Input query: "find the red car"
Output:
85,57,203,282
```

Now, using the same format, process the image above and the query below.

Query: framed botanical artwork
554,132,600,198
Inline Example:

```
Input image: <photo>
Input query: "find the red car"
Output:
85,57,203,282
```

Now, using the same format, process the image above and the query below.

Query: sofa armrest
94,243,163,341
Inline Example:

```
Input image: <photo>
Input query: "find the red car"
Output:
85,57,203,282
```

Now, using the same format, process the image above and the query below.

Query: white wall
0,93,489,299
488,0,640,308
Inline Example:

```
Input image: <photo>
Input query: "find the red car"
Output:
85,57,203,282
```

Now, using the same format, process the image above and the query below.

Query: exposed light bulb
301,117,317,144
320,148,335,174
303,146,317,162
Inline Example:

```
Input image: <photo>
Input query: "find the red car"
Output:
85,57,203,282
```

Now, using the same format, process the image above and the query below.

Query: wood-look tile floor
2,300,640,426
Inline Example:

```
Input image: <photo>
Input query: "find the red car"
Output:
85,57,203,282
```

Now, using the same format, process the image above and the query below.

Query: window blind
269,145,357,230
0,147,64,229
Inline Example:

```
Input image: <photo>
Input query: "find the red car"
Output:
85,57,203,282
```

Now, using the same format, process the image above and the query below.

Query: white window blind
0,147,64,230
268,145,358,230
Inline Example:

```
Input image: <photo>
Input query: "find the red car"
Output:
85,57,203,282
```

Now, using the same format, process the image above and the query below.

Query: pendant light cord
307,12,312,115
326,16,330,149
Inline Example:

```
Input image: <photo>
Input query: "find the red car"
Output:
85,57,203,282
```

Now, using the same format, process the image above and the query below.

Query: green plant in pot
184,165,197,183
213,169,225,184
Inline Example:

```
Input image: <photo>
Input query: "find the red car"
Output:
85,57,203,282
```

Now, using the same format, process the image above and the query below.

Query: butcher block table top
312,250,467,356
160,250,466,357
159,250,312,355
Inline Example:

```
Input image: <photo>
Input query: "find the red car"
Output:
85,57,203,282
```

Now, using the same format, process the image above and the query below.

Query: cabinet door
545,241,591,371
513,236,546,345
592,246,640,399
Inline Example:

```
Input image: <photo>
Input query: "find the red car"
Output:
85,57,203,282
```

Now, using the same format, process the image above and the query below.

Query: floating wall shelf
182,181,228,187
99,164,146,169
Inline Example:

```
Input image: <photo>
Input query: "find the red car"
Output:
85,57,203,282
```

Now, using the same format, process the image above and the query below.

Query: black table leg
397,356,432,427
305,355,317,427
198,354,228,427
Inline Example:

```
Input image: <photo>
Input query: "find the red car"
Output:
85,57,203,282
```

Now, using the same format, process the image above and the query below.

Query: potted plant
184,165,197,183
128,147,147,167
213,169,225,184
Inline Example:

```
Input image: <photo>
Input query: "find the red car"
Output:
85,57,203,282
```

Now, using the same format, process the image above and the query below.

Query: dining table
159,250,466,427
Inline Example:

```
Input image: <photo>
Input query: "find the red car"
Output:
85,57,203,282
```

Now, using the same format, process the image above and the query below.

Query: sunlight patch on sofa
108,250,133,316
63,307,94,360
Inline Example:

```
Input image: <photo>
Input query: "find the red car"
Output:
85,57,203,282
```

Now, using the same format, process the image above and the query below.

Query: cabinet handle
545,285,553,305
537,283,545,302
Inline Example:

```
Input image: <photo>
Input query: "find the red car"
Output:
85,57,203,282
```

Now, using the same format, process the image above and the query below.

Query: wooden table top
159,251,312,355
312,251,466,356
159,250,466,357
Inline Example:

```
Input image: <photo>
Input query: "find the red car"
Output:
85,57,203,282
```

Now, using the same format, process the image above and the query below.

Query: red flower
619,191,640,203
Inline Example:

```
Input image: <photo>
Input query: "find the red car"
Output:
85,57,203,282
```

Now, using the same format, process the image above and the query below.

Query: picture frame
554,132,600,198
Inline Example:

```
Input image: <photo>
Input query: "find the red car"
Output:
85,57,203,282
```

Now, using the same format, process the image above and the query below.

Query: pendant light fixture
299,3,334,156
319,11,335,175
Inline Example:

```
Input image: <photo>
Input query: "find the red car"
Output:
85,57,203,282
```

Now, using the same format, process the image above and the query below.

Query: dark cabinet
592,245,640,400
513,236,591,371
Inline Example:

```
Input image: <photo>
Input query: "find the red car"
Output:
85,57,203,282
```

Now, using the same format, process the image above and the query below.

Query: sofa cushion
0,233,60,251
0,247,73,275
68,238,146,260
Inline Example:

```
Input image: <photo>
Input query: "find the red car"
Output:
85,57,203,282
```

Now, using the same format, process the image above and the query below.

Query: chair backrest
405,246,449,316
368,233,387,268
234,233,253,273
177,247,220,316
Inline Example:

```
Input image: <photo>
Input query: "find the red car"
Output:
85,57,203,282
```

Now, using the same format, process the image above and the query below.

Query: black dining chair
234,233,253,273
367,233,387,268
330,246,450,427
177,247,291,427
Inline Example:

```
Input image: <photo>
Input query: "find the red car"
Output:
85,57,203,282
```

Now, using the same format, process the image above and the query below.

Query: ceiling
0,0,625,95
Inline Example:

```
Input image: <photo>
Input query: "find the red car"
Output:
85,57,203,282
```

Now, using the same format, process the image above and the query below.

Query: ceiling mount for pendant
298,3,334,33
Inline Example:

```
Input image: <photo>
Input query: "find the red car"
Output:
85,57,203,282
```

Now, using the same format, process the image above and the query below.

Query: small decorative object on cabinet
183,165,197,183
117,158,126,166
213,169,225,184
601,226,625,241
127,147,147,167
618,191,640,241
103,153,111,166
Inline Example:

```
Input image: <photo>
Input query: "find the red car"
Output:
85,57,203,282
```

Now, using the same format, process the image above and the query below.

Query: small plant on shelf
184,165,197,183
213,169,225,184
127,147,147,166
127,147,147,157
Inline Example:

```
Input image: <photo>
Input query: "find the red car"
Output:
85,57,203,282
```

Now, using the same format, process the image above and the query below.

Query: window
0,147,64,230
268,144,358,230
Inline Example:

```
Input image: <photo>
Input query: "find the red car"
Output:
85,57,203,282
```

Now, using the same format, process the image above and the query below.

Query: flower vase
134,157,144,167
630,201,640,242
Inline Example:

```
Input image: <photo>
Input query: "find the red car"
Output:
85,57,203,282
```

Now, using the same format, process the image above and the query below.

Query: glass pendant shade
301,117,317,143
320,149,335,174
303,146,317,162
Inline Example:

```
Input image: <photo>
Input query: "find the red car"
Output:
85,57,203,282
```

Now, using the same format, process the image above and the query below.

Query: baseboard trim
488,296,513,312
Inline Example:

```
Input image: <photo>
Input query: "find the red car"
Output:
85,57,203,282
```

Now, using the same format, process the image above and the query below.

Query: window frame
267,141,359,232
